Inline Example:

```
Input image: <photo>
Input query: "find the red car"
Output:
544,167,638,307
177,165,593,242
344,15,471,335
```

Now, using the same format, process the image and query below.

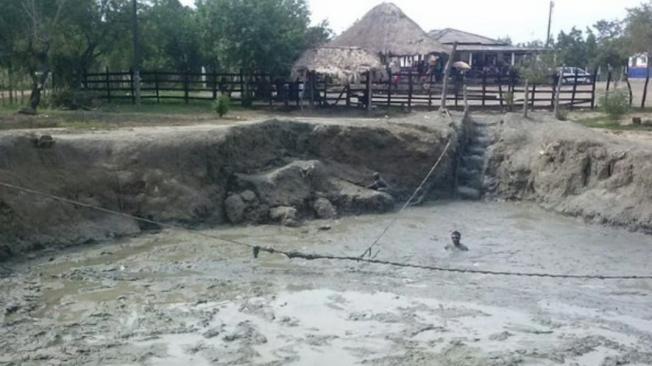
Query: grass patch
575,115,652,131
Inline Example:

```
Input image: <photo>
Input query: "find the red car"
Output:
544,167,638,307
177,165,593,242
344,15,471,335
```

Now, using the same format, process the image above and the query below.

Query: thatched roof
329,2,450,57
292,46,383,82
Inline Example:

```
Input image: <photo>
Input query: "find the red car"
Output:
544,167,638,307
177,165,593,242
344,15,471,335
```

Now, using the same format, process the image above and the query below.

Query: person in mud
367,172,390,193
446,231,469,251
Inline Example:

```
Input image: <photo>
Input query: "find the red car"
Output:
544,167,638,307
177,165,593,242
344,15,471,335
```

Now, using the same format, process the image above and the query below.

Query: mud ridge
0,116,459,258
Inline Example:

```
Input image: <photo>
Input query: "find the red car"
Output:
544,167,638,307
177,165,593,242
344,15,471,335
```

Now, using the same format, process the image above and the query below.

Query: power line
1,181,651,281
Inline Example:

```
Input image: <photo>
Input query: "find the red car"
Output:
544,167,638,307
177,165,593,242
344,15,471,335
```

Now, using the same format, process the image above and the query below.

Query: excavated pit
1,112,652,365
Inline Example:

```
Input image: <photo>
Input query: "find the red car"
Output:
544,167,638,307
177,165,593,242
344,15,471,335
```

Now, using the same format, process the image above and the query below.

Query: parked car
557,67,592,85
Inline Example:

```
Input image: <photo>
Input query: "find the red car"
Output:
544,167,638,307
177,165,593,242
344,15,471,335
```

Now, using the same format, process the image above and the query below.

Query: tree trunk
24,68,50,113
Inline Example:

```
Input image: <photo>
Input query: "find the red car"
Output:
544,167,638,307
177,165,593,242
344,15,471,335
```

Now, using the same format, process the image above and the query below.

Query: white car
557,67,592,84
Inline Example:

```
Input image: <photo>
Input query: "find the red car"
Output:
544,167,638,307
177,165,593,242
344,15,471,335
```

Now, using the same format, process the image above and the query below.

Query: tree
140,0,203,72
197,0,313,75
624,1,652,54
496,36,513,46
591,19,627,69
304,20,333,49
13,0,68,112
556,27,589,68
51,0,130,89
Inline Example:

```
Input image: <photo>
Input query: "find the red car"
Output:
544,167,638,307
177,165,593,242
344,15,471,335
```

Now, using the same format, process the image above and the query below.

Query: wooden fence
82,68,599,110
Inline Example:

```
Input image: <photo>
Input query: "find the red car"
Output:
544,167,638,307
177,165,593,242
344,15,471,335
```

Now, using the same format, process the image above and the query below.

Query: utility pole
546,1,555,48
131,0,141,105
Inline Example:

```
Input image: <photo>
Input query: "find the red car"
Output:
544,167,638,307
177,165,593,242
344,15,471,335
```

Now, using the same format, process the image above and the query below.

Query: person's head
373,172,380,179
451,231,461,245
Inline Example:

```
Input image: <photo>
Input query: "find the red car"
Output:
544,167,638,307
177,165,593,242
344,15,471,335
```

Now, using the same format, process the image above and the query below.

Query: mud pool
1,201,652,365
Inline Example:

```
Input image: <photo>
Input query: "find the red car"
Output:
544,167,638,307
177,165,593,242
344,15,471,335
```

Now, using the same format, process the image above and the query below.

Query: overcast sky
180,0,643,43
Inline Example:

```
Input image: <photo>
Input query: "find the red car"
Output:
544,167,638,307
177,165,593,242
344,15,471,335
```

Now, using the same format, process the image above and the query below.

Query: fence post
309,71,315,107
129,69,135,104
570,70,578,109
550,74,557,109
365,71,373,111
268,75,274,107
407,70,413,110
454,77,459,107
625,66,633,106
591,69,598,109
105,67,112,103
284,82,289,107
642,66,650,109
239,69,245,106
154,71,160,103
481,70,487,107
497,74,504,109
212,71,217,100
183,71,189,104
346,83,351,107
386,69,392,107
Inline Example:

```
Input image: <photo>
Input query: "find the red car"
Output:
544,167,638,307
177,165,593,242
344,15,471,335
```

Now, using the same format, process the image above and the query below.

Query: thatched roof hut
291,46,384,82
329,2,450,57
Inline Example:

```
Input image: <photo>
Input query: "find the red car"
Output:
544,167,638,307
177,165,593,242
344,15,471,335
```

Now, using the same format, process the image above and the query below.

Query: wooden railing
82,69,599,110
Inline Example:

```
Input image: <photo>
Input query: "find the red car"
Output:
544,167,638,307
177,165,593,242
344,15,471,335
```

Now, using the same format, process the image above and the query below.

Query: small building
629,53,649,79
429,28,544,74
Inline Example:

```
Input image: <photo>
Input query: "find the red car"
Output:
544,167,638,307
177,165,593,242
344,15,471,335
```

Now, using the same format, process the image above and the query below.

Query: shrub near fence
83,68,599,110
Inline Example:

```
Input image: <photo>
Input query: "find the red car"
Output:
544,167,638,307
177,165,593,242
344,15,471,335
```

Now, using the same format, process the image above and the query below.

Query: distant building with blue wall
629,53,649,79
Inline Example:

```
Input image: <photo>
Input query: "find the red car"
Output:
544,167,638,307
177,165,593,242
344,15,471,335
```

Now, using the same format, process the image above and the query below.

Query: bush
600,90,630,121
503,91,514,111
213,94,231,117
46,89,99,110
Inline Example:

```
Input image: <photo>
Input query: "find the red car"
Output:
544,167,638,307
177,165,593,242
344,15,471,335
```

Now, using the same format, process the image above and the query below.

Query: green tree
197,0,313,75
140,0,203,71
624,1,652,55
51,0,130,88
556,27,589,68
591,19,627,69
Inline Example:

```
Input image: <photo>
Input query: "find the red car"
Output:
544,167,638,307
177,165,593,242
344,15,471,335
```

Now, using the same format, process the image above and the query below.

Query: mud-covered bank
0,115,459,258
486,113,652,232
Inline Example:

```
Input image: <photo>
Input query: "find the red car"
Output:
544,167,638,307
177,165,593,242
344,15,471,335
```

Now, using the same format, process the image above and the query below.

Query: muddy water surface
1,201,652,365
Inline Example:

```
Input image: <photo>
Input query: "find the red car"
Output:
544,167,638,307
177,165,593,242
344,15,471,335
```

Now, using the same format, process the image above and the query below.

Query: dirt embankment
0,117,458,259
486,113,652,232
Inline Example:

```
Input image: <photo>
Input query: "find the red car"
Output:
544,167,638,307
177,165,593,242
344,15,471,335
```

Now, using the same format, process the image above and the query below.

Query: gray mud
2,201,651,365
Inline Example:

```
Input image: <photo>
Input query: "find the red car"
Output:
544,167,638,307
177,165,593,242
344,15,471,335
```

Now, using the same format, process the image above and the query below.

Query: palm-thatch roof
329,2,450,57
292,46,384,82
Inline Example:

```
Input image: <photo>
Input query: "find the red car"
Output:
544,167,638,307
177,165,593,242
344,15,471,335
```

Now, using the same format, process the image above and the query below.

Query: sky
180,0,644,43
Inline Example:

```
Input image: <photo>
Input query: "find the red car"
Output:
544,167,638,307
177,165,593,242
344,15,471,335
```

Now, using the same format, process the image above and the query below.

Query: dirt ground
1,201,651,365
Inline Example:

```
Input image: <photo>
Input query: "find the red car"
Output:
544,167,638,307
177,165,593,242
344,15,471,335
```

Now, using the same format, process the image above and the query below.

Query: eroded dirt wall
0,118,459,258
486,114,652,232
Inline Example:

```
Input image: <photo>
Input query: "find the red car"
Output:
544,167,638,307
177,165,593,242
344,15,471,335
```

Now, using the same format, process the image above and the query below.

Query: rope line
1,181,652,281
360,139,453,259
